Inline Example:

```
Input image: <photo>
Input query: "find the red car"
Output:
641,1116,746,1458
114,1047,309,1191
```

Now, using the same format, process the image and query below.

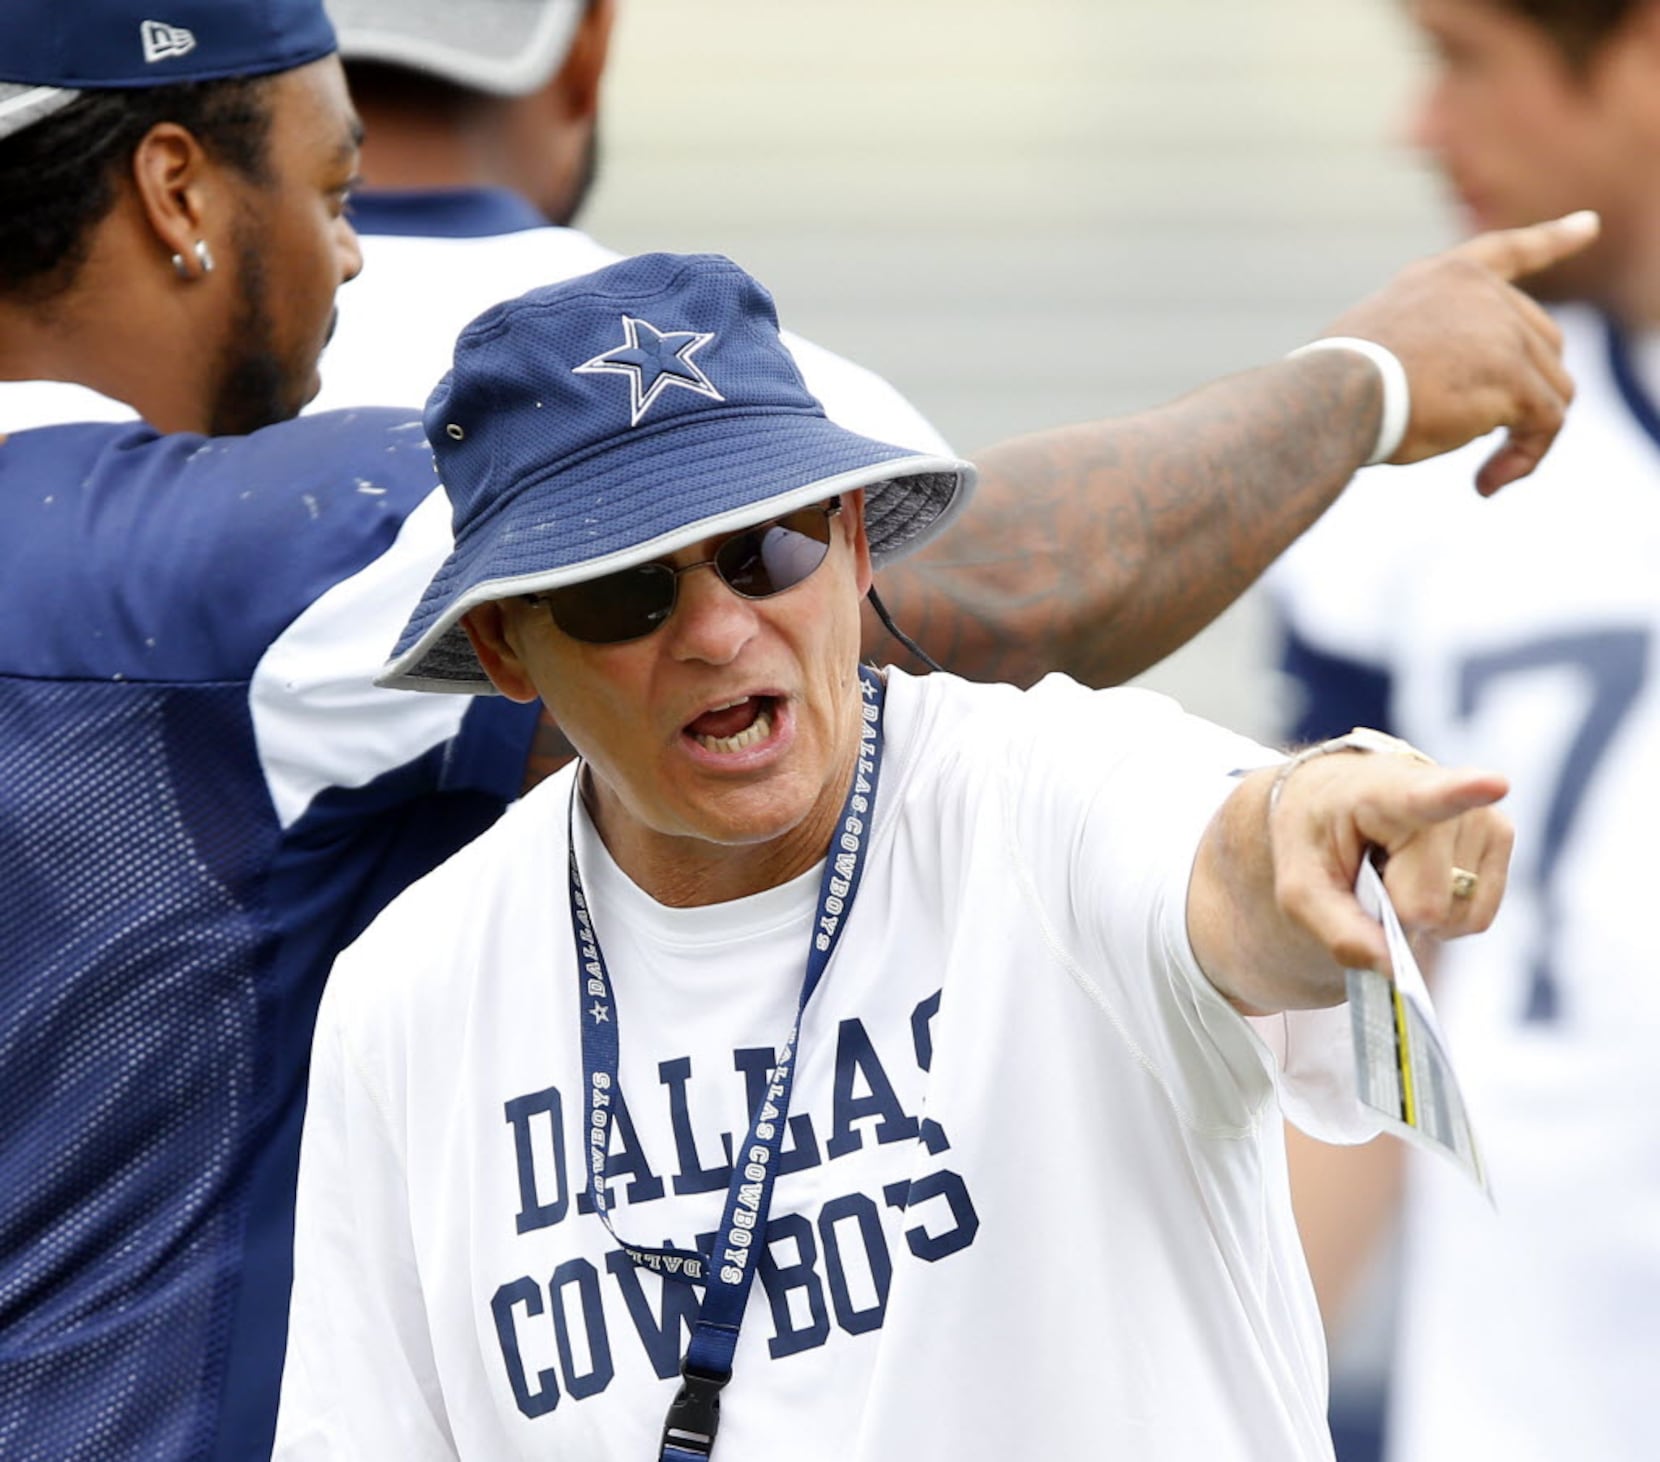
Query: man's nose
665,563,760,665
338,217,364,285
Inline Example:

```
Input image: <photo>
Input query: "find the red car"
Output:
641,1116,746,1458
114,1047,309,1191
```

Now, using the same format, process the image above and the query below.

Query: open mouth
684,695,777,754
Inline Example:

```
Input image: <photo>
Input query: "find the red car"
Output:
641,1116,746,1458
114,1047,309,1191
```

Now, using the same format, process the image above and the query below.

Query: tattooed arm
864,353,1377,686
867,212,1595,687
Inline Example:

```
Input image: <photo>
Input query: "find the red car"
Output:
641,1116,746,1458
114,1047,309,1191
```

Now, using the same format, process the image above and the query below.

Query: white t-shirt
276,670,1365,1461
1269,305,1660,1461
313,188,952,456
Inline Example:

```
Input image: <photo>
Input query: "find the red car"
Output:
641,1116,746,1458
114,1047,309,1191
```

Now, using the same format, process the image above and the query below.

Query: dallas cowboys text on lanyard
567,666,887,1462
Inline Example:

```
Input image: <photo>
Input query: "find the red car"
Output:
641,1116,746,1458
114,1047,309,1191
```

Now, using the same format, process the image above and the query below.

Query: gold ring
1450,866,1479,901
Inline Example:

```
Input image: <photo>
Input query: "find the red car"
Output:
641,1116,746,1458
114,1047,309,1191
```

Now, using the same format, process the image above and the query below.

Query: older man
275,253,1512,1461
0,4,1595,1456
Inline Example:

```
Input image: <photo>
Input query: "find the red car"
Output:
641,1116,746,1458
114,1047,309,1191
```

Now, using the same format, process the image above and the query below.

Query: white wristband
1287,336,1410,467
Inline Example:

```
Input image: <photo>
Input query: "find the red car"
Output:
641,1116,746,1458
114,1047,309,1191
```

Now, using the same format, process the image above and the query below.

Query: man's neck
349,86,584,226
1584,202,1660,332
0,279,208,434
581,760,860,910
353,105,490,192
1609,274,1660,335
353,90,540,197
574,673,876,916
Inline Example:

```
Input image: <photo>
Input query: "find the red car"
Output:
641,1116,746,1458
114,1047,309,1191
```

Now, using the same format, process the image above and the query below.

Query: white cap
330,0,586,96
0,82,79,141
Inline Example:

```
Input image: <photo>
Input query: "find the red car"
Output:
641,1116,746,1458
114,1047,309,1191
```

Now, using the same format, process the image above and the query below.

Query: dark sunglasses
528,500,843,645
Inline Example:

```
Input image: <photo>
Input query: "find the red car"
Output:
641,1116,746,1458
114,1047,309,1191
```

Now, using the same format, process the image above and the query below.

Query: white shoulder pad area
250,488,471,828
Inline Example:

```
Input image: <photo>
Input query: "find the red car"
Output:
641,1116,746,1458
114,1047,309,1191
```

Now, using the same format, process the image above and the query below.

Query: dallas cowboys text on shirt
491,992,978,1417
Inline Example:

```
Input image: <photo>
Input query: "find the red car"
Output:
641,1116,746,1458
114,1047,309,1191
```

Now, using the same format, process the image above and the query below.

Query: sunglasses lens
540,505,838,644
715,507,834,598
545,566,676,644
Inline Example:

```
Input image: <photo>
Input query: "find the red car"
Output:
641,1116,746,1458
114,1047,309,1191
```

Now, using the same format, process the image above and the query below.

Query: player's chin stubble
206,227,296,437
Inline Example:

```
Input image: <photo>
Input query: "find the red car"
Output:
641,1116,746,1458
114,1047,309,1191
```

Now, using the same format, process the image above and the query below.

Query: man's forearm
863,351,1378,687
867,213,1598,687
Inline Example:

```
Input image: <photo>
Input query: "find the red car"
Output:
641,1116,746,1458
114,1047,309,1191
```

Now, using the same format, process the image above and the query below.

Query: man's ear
129,122,216,276
460,602,541,703
554,0,616,123
843,490,874,596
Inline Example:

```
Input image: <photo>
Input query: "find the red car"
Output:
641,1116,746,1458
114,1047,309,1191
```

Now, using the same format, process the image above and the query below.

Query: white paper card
1347,858,1490,1198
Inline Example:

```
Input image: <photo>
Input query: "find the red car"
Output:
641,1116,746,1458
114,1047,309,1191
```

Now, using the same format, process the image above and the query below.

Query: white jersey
1269,305,1660,1461
275,669,1370,1462
314,187,952,455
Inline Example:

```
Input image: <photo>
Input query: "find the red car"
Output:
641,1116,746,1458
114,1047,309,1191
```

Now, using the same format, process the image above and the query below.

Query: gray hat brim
0,83,79,142
333,0,585,95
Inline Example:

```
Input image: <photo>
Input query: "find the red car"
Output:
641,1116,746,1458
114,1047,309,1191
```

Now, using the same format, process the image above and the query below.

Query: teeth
693,705,773,754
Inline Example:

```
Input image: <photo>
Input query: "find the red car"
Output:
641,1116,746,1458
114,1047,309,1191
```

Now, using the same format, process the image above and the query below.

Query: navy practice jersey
0,385,539,1461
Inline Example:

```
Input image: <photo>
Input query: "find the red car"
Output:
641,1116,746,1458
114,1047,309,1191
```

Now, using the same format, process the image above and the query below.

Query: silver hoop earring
170,239,215,280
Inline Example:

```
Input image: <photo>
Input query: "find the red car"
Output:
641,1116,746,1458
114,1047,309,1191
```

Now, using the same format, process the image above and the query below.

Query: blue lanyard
566,667,887,1461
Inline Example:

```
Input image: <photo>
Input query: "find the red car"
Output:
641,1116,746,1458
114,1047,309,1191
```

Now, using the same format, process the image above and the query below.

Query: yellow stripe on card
1392,986,1417,1128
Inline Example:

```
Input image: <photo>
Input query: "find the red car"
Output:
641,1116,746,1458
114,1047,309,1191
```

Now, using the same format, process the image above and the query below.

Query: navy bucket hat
380,253,975,693
0,0,337,141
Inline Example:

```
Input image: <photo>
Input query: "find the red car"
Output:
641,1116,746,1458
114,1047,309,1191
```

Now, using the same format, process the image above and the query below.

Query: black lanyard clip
658,1363,728,1460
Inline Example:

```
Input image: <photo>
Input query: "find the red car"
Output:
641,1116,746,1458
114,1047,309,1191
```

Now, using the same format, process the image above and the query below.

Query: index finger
1451,210,1600,283
1357,767,1511,852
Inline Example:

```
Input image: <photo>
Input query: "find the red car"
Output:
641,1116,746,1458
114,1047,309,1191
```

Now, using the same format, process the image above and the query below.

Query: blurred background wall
582,5,1457,1452
581,0,1455,743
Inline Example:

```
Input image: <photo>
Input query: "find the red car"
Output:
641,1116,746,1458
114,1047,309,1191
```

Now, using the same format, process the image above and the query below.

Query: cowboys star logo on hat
574,315,724,427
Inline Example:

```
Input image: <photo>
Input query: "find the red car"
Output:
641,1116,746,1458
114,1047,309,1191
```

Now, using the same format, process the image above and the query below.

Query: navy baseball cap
380,253,976,692
0,0,337,142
